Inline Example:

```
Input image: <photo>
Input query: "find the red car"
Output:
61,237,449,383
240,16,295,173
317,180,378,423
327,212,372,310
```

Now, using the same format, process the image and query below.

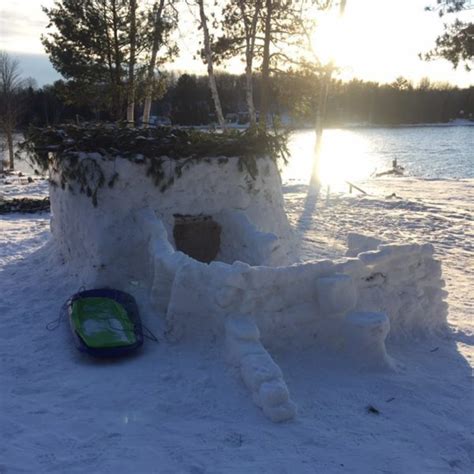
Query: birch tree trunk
142,0,166,127
259,0,272,129
197,0,226,130
245,64,256,127
239,0,260,128
127,0,137,125
6,129,14,170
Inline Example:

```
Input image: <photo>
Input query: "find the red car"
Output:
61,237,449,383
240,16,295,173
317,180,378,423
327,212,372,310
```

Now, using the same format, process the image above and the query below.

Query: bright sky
0,0,472,87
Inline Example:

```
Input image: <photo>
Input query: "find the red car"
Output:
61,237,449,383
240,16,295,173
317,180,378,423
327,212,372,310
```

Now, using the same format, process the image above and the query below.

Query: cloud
0,0,52,53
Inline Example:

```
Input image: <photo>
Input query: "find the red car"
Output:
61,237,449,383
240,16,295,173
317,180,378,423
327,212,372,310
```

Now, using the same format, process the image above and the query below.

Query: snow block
344,311,394,370
240,353,283,393
334,258,365,277
262,400,297,423
215,209,282,266
225,315,260,341
346,233,383,257
257,379,290,408
316,274,357,315
225,336,267,366
358,247,394,266
224,315,264,366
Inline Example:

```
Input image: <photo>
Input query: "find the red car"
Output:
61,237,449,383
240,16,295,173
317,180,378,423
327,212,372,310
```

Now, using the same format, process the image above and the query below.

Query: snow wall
49,154,296,290
49,153,448,343
49,153,448,422
155,228,448,345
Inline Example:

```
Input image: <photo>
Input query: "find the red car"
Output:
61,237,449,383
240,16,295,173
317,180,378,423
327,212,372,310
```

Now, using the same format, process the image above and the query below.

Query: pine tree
42,0,178,122
423,0,473,71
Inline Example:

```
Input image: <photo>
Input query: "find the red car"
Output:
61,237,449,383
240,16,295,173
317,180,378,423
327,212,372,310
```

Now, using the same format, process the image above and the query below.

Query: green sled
70,297,137,348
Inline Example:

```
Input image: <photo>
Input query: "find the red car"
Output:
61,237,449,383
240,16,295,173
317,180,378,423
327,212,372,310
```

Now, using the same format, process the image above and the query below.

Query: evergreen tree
423,0,473,71
42,0,178,121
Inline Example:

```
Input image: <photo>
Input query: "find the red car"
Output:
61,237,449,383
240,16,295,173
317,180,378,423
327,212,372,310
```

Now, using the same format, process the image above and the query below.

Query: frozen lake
283,125,474,188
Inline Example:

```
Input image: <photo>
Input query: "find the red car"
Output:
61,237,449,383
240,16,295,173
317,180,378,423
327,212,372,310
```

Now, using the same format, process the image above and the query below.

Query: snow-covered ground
1,175,473,473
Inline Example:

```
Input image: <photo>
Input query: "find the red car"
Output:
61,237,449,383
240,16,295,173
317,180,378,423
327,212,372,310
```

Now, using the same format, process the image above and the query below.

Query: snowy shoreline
1,176,473,473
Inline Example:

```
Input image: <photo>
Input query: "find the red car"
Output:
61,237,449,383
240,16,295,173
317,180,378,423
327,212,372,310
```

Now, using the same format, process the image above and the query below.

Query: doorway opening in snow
173,214,221,263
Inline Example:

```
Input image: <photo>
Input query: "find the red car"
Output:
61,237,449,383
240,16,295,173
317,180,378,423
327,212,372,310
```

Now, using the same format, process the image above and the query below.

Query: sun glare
318,131,372,186
311,14,346,65
284,130,374,190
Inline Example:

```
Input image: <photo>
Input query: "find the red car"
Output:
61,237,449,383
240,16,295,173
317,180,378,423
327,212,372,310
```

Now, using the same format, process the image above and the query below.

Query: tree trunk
309,69,330,192
245,64,256,127
127,0,137,125
198,0,226,130
6,128,14,170
142,0,166,128
259,0,272,129
238,0,260,128
111,0,123,120
102,1,119,118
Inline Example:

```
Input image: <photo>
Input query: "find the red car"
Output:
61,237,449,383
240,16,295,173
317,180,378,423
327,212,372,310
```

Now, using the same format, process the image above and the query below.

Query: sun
284,130,375,190
309,6,385,80
311,13,347,65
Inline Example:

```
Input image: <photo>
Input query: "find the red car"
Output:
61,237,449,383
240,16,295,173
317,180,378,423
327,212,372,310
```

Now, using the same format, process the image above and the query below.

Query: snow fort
31,126,448,422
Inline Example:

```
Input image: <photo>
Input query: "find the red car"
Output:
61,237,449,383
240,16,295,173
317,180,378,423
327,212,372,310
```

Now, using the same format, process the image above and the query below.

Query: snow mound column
316,274,394,370
225,315,297,423
344,311,395,370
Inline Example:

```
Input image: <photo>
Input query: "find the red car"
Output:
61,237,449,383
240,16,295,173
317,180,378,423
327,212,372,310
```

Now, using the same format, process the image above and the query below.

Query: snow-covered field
1,175,473,473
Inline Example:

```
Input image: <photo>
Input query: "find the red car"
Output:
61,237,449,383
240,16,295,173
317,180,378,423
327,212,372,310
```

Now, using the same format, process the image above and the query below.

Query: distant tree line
11,72,473,129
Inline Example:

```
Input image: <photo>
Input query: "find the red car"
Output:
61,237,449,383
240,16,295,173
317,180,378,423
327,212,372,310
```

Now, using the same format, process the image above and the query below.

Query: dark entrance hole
173,214,221,263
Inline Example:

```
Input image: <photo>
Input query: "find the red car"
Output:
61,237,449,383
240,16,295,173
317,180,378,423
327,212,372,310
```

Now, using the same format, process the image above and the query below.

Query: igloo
44,129,448,423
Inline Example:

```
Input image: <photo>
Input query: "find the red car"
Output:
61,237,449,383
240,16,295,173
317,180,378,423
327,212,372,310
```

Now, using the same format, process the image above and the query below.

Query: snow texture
1,173,473,472
45,157,449,422
49,155,296,292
